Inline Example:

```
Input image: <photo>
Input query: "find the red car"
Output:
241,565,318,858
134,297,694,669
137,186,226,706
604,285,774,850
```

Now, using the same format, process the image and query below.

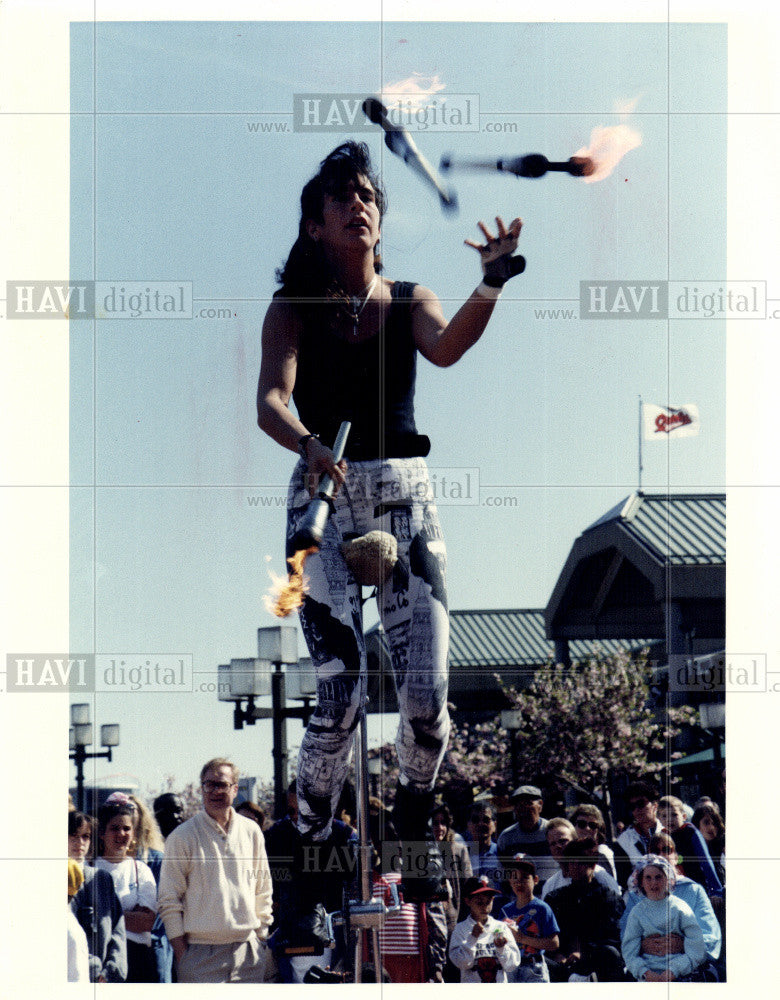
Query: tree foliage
439,648,697,804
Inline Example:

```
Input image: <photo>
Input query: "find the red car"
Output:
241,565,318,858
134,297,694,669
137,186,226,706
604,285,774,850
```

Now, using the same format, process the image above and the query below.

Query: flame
613,95,643,117
263,547,317,618
382,72,446,112
574,123,642,183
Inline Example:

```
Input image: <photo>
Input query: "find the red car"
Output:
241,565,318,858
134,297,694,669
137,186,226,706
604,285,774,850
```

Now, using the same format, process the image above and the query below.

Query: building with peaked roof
545,492,725,663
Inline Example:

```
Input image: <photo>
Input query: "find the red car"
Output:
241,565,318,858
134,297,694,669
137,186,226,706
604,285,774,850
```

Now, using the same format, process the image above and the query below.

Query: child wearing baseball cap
500,854,559,983
448,876,521,983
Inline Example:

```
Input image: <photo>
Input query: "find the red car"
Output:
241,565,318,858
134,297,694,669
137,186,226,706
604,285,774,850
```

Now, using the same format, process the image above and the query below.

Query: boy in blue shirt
499,854,560,983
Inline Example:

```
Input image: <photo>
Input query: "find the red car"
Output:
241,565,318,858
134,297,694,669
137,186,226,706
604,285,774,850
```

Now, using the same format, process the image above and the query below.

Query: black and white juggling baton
362,97,458,213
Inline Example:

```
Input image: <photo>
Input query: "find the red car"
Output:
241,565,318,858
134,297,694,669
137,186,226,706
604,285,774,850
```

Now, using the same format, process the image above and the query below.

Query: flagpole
638,395,643,493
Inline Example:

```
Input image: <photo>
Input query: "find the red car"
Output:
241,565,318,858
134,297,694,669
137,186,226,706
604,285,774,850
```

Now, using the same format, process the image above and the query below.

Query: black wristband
297,433,318,462
483,253,527,287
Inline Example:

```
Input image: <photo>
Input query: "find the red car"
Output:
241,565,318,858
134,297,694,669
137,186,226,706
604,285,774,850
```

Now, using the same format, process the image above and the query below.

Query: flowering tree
439,648,697,828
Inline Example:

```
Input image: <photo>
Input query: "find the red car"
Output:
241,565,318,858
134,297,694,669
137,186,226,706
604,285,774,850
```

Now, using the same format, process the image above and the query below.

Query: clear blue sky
66,19,728,797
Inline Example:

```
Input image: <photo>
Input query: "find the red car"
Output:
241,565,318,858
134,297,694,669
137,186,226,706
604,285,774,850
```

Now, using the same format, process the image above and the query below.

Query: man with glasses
158,758,275,983
613,782,664,889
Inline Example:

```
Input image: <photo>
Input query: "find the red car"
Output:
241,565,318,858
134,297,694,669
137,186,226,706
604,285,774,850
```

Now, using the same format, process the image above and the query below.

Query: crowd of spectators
67,768,725,984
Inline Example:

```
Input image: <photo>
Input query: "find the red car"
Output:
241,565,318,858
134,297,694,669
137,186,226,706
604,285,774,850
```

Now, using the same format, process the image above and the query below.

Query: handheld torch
289,421,351,552
440,152,595,179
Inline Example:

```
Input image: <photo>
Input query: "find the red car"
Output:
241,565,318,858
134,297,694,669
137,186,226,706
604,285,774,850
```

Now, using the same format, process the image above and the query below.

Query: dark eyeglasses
629,798,649,810
575,819,599,831
202,780,234,791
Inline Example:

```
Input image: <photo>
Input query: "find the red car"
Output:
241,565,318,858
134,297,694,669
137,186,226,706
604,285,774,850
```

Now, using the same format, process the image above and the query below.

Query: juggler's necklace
347,276,378,337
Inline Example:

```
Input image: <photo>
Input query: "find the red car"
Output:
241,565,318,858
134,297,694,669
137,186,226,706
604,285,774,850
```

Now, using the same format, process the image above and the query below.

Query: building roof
584,492,725,566
546,491,726,641
364,610,649,714
448,608,646,668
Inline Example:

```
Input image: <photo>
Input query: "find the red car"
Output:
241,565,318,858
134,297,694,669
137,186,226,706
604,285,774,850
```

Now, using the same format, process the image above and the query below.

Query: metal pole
75,748,85,813
356,709,372,905
352,703,378,982
638,395,643,492
271,663,288,819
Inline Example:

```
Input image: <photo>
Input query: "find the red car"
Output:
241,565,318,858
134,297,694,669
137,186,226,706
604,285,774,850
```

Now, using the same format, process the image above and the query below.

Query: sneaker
568,972,598,982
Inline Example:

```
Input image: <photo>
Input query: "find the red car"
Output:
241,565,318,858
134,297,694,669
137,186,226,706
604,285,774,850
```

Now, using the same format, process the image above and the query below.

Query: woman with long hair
657,794,723,898
68,810,127,982
95,796,158,982
431,803,472,932
257,140,524,897
691,802,725,887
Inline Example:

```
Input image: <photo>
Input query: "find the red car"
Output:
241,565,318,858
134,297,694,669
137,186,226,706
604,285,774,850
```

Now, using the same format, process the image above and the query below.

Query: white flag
642,403,700,440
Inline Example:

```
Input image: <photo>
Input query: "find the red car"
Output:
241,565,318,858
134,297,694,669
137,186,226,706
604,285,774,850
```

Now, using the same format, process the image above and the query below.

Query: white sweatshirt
158,808,273,945
449,914,521,984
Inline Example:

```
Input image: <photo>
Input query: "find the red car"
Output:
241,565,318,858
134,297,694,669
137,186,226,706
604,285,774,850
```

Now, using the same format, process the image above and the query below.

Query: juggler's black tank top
292,280,430,460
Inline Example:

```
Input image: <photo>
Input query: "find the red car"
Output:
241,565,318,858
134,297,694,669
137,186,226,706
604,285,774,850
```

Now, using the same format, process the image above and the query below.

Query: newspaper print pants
286,456,450,839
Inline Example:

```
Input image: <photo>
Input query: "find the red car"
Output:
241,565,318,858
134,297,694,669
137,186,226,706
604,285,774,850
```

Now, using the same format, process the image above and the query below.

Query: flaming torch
265,421,351,618
441,152,595,178
440,123,641,183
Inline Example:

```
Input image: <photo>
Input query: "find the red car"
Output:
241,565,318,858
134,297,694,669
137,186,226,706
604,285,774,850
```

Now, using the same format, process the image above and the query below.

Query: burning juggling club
363,97,458,212
440,153,595,179
289,421,352,553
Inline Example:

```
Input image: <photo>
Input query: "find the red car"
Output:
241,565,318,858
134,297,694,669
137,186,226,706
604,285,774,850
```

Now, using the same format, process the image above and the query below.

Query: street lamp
69,703,120,812
500,709,523,788
218,627,319,818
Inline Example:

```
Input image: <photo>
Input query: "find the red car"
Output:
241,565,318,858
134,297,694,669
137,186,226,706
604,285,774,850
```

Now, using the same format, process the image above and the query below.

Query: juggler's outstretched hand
466,216,525,287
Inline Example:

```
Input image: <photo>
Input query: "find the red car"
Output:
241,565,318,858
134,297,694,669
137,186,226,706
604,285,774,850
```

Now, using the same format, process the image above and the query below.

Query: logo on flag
642,403,700,440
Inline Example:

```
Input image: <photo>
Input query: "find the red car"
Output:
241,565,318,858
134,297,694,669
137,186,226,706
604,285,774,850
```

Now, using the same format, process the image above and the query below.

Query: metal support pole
74,749,85,813
271,663,289,819
356,707,372,906
511,730,519,788
350,703,387,982
638,395,643,493
70,745,113,813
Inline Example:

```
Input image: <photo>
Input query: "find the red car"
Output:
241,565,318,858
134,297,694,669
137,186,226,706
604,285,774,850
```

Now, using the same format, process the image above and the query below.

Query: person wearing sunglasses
613,782,664,890
541,818,621,902
568,804,617,880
